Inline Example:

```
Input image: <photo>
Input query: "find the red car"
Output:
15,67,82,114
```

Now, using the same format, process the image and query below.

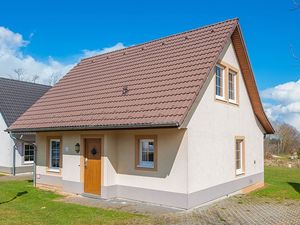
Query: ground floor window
49,139,61,170
135,135,157,170
235,137,245,175
24,144,34,163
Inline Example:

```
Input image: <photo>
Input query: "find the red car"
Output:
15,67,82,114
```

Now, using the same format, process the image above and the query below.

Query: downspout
33,144,37,187
13,143,16,176
9,133,19,176
9,132,37,187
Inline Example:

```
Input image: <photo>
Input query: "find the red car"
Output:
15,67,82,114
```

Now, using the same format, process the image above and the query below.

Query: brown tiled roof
8,18,274,133
0,77,51,126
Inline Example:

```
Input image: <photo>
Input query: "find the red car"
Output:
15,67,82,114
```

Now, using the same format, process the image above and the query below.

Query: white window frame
235,138,245,175
228,70,237,104
138,139,155,169
23,144,34,164
215,64,225,100
49,139,61,172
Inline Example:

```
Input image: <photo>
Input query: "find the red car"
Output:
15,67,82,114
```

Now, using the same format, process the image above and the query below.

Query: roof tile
9,19,238,131
0,78,51,126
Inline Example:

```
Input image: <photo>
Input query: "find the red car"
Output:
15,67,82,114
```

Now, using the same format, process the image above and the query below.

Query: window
235,138,245,175
215,63,239,105
135,136,157,170
49,139,61,170
24,144,34,163
215,65,225,99
228,70,237,103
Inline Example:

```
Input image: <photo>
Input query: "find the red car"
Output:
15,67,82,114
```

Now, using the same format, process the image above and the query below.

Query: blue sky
0,0,299,129
0,0,299,89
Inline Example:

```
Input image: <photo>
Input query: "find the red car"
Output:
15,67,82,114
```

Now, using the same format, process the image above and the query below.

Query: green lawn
0,180,144,225
252,166,300,200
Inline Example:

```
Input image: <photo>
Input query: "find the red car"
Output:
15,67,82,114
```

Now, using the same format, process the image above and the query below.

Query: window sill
228,100,239,106
136,165,156,171
215,96,226,102
47,168,60,173
235,172,245,177
23,162,34,165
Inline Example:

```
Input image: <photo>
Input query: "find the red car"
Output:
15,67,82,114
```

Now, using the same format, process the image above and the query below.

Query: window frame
215,64,226,101
235,136,245,176
214,62,240,105
23,144,34,164
135,135,157,171
228,69,238,104
47,137,62,173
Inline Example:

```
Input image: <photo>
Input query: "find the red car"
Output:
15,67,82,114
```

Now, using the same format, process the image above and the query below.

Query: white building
8,19,274,208
0,78,50,174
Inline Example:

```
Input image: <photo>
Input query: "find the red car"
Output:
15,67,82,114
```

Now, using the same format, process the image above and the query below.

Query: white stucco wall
35,128,189,194
0,113,34,172
116,129,188,193
62,134,81,182
0,113,13,168
186,41,265,193
103,132,118,187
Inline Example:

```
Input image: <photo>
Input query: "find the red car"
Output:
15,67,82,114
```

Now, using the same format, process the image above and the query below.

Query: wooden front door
84,138,101,195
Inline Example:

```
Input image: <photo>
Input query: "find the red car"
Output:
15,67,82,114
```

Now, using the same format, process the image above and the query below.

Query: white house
0,78,50,174
8,19,274,208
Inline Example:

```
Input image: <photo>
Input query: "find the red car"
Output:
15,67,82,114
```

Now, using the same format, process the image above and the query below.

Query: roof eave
231,25,274,134
6,122,180,133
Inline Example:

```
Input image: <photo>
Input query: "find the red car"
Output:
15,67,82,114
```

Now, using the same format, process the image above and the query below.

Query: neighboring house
0,78,51,174
8,19,274,209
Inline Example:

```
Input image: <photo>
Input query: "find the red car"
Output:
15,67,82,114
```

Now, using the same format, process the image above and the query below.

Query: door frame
80,135,104,195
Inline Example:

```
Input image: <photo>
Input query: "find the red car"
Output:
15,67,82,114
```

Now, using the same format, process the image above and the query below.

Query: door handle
84,158,88,167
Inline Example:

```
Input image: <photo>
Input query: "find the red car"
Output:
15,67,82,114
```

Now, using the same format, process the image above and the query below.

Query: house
0,78,51,174
8,18,274,209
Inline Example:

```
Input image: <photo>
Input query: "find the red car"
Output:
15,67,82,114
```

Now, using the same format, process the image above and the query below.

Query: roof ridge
82,18,239,61
0,76,52,87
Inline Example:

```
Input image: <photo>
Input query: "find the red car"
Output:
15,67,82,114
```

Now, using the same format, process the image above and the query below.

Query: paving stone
60,194,300,224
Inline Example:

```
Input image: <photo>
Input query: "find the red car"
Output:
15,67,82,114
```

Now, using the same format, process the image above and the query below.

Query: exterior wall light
75,143,80,153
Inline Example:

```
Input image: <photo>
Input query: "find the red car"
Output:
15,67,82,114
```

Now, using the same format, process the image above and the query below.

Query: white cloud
262,79,300,131
82,42,126,58
0,26,126,85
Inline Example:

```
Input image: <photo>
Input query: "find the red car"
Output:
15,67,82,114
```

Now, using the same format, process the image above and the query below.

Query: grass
0,180,145,225
251,166,300,200
0,166,298,224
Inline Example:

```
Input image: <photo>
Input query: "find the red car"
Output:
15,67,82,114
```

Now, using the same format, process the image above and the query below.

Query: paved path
60,194,300,225
159,195,300,225
60,195,182,215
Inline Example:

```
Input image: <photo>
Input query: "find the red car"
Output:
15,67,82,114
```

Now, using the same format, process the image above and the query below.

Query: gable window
228,70,237,103
215,65,225,100
49,139,61,171
24,144,34,163
135,136,157,170
235,137,245,175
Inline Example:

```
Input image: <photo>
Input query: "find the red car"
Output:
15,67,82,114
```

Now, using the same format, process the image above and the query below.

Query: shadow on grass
0,191,28,205
27,180,33,183
288,182,300,194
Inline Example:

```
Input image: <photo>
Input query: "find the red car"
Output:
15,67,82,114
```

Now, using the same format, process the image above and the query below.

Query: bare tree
47,72,61,86
10,68,25,81
264,135,281,155
31,74,40,83
265,122,300,155
276,123,300,154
